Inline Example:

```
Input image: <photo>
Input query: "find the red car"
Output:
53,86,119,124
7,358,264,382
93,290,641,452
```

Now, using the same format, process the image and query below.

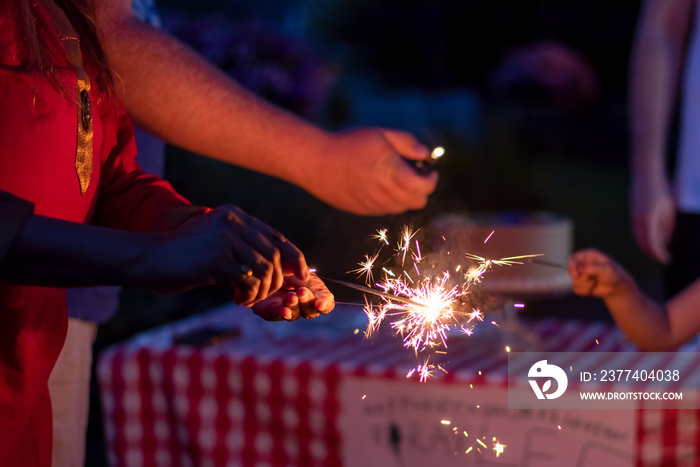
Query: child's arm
569,249,700,350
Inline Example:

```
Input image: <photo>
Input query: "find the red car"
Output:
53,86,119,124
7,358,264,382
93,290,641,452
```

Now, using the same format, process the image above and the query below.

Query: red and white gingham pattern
97,305,700,467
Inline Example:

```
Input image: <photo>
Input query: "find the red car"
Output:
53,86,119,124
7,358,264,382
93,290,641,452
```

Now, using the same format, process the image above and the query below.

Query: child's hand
568,249,633,298
252,274,335,321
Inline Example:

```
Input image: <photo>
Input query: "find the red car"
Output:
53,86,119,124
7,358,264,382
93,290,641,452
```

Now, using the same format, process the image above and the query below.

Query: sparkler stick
528,258,567,269
319,276,426,308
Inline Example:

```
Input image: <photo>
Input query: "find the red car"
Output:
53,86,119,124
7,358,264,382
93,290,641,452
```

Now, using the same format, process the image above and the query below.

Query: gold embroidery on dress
75,78,92,194
46,0,94,195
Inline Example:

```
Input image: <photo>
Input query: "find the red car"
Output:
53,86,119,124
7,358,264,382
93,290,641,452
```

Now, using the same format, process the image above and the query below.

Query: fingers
379,128,439,199
568,249,619,297
572,276,598,296
638,209,671,264
380,129,429,161
298,274,335,318
391,159,439,201
297,287,320,319
630,187,676,264
250,275,336,322
570,249,608,274
251,291,298,321
235,229,284,302
229,206,309,281
214,205,309,304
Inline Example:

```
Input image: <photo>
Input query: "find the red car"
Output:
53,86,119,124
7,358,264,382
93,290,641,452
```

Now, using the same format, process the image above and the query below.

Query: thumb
380,129,429,160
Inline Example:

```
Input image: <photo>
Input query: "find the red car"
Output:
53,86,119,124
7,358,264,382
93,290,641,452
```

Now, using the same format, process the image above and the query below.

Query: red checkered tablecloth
97,304,700,467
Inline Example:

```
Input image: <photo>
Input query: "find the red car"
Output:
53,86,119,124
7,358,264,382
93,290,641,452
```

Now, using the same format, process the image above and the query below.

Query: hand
139,205,309,304
631,175,676,263
252,274,335,321
308,128,439,215
568,249,633,298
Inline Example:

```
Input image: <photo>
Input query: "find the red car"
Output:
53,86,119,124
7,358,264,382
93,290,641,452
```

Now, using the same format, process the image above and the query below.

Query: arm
93,1,437,216
0,205,309,305
568,249,700,350
630,0,695,262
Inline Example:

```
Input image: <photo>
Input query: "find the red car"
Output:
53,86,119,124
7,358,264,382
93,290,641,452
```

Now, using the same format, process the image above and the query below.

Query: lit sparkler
347,228,541,382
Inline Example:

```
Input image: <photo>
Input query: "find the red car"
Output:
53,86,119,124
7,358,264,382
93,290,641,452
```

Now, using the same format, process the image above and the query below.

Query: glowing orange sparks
349,252,379,284
493,441,506,458
372,228,390,246
397,226,418,266
355,226,540,385
467,310,483,323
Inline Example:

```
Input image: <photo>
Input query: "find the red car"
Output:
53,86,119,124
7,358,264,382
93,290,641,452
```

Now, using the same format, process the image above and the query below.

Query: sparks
349,252,379,284
381,273,462,354
467,310,483,323
493,441,506,458
440,420,451,425
352,225,541,384
514,303,525,308
372,228,390,245
464,252,544,285
484,230,495,244
413,240,424,263
476,439,487,449
361,395,367,400
417,360,435,382
397,226,418,266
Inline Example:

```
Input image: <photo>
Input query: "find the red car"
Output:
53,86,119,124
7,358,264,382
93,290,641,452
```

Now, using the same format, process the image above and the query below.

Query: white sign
339,377,636,466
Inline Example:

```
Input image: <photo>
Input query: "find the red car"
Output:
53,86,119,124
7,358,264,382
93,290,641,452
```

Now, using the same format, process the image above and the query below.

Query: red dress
0,2,191,465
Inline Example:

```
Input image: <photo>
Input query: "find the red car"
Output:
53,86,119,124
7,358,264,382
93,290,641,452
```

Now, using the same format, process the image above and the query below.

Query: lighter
403,146,444,175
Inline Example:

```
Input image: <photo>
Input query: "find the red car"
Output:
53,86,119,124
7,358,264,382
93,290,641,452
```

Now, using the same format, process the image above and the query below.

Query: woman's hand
139,205,309,304
252,274,335,321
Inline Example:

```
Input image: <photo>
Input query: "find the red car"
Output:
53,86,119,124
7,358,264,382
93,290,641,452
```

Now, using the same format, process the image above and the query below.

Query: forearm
0,215,151,288
629,0,692,179
603,283,677,350
630,37,678,178
97,10,332,192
